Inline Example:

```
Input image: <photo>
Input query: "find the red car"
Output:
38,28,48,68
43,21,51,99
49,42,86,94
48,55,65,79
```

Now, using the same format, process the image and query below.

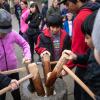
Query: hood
79,1,100,12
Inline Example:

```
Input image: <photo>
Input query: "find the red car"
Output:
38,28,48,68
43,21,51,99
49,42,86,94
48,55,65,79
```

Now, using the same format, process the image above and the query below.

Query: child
0,9,31,100
63,12,73,39
0,74,19,91
35,14,71,66
63,10,100,100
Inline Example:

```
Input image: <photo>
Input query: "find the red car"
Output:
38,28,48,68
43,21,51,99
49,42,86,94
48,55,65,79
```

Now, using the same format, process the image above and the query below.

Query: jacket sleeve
35,34,47,55
29,14,42,28
13,32,31,59
73,49,91,64
63,34,71,50
0,74,11,88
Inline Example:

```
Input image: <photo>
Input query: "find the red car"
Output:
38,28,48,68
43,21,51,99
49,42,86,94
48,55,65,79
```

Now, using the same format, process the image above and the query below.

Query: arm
63,49,90,65
63,34,71,50
29,14,42,28
13,32,31,60
0,74,19,91
35,34,47,55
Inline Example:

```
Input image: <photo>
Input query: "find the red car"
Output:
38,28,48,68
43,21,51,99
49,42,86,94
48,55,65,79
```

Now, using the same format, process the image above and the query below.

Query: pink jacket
0,31,31,71
20,9,30,33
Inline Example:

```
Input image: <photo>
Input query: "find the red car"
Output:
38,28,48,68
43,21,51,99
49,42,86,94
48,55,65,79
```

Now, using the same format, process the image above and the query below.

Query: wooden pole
63,65,96,100
28,63,45,96
42,53,54,96
0,67,26,75
0,61,57,75
0,74,33,95
46,53,69,87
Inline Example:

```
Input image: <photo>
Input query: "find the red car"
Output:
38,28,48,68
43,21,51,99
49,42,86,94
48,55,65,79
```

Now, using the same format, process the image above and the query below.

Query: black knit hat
47,14,62,27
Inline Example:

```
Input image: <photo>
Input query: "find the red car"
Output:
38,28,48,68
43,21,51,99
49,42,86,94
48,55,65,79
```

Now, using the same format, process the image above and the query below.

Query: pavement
5,14,74,100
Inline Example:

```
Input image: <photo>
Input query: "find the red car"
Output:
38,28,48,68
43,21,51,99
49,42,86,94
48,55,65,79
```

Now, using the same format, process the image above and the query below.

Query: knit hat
0,9,12,34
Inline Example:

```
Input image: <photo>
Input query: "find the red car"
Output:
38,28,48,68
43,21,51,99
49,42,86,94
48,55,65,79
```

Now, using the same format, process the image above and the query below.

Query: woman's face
30,6,36,13
20,2,27,10
53,0,59,8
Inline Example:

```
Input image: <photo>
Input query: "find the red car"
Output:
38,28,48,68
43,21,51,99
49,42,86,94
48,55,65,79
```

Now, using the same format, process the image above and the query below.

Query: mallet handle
63,65,96,100
0,74,33,95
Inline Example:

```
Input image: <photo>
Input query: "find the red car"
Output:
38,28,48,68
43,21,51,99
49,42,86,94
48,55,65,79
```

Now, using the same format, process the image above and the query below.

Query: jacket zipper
1,39,8,70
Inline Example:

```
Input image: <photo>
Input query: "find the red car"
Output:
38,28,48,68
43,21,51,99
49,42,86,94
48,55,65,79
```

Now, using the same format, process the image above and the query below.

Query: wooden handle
63,65,96,100
28,63,45,96
0,74,33,95
42,54,54,96
46,53,69,87
1,67,26,75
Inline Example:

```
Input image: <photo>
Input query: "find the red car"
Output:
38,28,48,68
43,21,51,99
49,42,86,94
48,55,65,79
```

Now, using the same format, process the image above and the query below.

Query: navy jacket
0,74,11,89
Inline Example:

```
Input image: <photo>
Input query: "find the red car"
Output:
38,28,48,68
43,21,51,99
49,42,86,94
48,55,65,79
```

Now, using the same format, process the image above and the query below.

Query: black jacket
26,12,42,36
0,74,11,89
74,49,100,96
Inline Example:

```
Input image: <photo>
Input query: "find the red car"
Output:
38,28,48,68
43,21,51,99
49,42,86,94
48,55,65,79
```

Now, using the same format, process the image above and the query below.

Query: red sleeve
35,35,46,55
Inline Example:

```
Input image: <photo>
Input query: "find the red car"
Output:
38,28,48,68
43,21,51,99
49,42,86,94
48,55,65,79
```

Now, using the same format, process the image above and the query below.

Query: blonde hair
52,0,58,6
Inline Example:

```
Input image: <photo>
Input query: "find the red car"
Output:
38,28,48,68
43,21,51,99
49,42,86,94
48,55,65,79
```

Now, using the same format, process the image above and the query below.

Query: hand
10,79,19,91
22,58,31,64
40,50,51,58
62,50,77,60
60,69,67,76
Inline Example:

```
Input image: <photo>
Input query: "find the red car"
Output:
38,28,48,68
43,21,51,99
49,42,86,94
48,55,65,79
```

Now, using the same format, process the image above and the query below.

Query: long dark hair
30,3,40,13
81,10,98,36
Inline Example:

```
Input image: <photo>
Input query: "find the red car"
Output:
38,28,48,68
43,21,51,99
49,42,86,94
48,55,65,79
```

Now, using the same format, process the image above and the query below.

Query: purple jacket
0,31,31,71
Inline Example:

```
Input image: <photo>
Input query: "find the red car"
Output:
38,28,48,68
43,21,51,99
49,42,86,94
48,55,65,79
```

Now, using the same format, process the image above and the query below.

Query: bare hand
22,58,31,64
10,79,19,91
62,50,77,60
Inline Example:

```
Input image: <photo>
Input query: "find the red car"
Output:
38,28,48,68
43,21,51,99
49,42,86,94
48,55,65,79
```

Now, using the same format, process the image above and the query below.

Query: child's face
85,34,94,48
50,26,60,34
67,13,73,21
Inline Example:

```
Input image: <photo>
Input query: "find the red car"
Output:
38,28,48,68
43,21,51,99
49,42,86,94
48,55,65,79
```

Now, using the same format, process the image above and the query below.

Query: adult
46,0,61,18
14,0,21,25
19,0,29,36
0,0,10,12
59,0,100,100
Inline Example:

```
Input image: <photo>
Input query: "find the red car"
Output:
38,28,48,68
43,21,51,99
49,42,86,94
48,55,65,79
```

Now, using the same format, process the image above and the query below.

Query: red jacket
67,8,93,68
35,28,71,61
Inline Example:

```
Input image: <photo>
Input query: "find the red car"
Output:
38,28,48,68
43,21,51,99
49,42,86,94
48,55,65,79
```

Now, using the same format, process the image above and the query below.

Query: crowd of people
0,0,100,100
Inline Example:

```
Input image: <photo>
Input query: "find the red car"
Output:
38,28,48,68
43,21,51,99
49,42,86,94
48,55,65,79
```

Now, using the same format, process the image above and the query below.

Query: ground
5,14,74,100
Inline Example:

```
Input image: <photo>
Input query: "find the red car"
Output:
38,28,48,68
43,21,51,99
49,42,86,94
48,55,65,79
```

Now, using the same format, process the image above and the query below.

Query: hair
68,0,89,4
52,0,58,6
47,14,62,27
21,0,28,5
81,10,98,36
30,3,40,13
